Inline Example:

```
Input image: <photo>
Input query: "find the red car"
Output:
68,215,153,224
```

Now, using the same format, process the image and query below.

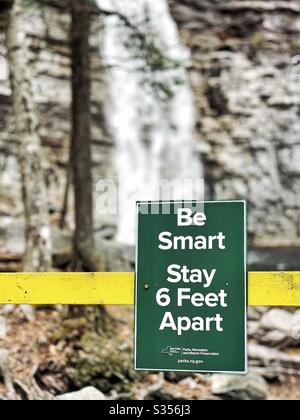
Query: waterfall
98,0,203,244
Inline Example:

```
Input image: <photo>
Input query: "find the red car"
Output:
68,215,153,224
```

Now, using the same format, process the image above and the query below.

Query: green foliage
111,7,186,103
250,32,268,50
50,318,89,343
67,330,136,395
125,31,184,101
124,31,181,73
21,0,43,11
51,313,136,396
22,0,37,7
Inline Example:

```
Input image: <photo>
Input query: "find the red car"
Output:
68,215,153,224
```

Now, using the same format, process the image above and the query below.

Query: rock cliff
169,0,300,246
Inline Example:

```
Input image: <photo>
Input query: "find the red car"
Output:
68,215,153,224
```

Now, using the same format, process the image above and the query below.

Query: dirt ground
0,306,299,401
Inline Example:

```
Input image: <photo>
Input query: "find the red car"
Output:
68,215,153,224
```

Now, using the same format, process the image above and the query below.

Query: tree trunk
69,0,108,324
5,0,52,272
71,0,93,254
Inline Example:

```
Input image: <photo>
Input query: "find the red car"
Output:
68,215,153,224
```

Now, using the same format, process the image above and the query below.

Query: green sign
135,201,247,374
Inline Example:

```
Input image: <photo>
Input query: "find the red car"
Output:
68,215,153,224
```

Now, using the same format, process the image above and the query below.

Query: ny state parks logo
162,346,210,357
162,346,181,356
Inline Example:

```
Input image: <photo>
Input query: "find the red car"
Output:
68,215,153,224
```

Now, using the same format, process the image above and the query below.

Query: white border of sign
134,200,248,375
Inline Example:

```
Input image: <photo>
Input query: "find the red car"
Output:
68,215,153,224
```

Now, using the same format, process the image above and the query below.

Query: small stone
0,349,9,374
260,309,293,335
211,373,268,401
248,343,300,369
292,311,300,340
20,305,36,322
55,387,106,401
255,307,269,315
248,307,261,321
165,371,195,383
248,321,259,338
179,377,198,390
0,317,7,339
3,305,15,315
259,330,290,349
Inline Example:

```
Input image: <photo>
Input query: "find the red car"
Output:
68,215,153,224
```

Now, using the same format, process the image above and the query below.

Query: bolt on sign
135,201,247,374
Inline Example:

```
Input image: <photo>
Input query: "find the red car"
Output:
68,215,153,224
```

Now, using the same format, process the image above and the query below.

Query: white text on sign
156,208,228,336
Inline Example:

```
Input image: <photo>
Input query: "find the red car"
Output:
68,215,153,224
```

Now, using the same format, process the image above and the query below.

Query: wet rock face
169,0,300,247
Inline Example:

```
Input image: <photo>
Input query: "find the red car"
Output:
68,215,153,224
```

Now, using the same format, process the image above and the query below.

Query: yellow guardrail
0,272,299,306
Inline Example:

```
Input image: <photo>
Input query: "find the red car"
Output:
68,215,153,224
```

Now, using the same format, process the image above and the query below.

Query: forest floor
0,306,299,401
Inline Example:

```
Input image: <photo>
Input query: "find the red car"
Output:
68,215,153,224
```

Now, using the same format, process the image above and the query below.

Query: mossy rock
50,318,89,343
67,331,136,395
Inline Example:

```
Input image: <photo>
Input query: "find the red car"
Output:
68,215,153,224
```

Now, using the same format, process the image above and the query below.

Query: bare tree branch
97,7,141,31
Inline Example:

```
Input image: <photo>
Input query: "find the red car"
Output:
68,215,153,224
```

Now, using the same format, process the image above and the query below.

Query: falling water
98,0,202,244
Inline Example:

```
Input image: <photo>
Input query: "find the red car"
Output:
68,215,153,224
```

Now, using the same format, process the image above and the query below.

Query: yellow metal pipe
0,272,299,306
